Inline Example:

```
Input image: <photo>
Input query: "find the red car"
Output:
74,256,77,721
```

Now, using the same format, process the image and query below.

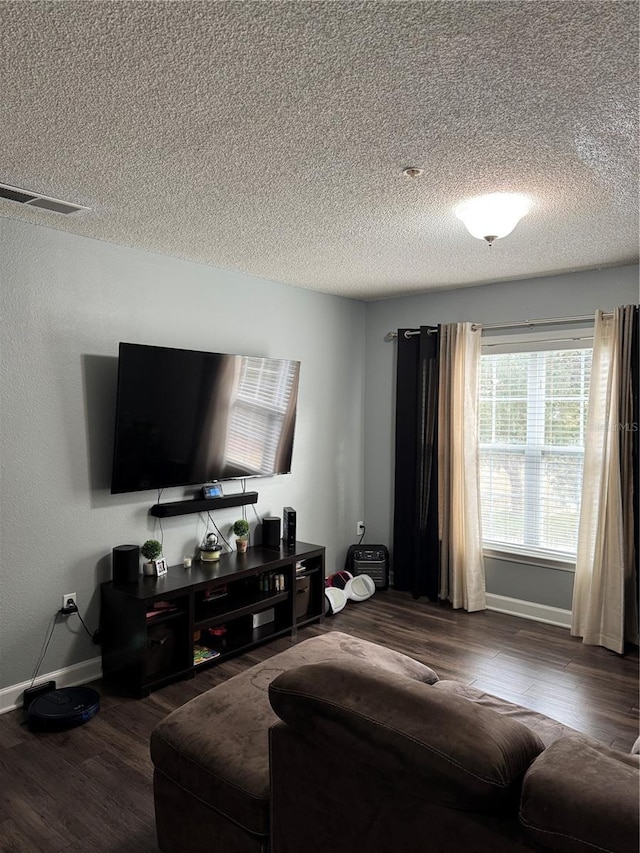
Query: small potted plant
200,532,222,562
232,519,250,553
141,539,163,576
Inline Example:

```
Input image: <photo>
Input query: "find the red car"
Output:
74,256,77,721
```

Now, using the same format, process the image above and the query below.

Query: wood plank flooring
0,591,637,852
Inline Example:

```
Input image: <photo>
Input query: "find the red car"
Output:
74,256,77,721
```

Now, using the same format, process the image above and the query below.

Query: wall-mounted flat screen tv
110,343,300,494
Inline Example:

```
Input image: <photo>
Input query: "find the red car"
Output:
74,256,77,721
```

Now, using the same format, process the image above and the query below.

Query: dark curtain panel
632,307,639,617
625,306,639,644
392,327,440,599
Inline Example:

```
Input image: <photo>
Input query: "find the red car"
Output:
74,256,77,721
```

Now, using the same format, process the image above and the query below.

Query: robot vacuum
27,686,100,732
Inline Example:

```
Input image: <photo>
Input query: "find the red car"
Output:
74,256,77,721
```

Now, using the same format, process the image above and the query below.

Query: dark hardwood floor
1,591,638,852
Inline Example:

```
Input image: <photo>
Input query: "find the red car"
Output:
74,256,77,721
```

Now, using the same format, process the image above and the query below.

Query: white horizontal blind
226,357,297,473
478,347,592,561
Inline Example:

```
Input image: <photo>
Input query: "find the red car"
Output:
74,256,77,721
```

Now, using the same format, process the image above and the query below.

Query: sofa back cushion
269,660,545,812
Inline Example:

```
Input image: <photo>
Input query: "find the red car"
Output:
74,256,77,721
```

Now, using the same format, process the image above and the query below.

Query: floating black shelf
150,491,259,518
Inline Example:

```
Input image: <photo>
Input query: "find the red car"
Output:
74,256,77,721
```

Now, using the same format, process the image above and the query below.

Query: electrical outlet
61,592,77,611
356,521,365,536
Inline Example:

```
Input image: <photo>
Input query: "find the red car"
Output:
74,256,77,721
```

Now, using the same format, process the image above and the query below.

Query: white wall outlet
62,592,77,610
356,521,365,536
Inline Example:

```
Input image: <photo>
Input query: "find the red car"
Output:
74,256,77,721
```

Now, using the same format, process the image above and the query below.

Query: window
478,346,592,563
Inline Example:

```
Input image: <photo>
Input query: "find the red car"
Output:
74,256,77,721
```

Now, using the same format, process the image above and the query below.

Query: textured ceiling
1,1,638,301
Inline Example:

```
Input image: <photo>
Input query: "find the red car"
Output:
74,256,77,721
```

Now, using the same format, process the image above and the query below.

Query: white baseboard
0,656,103,715
486,593,572,629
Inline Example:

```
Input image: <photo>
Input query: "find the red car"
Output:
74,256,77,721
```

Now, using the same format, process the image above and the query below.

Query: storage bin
252,608,275,628
145,625,176,678
295,576,311,618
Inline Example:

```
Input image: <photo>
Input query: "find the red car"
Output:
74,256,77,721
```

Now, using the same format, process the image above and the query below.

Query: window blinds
478,347,592,561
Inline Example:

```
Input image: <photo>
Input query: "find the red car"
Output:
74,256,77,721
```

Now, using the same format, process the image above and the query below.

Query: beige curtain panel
438,322,486,612
571,306,637,654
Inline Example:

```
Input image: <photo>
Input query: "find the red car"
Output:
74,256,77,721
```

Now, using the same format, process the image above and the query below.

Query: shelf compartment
194,589,288,629
206,623,291,659
150,491,258,518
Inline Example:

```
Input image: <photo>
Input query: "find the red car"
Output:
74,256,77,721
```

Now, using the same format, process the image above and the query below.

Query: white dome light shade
455,192,532,244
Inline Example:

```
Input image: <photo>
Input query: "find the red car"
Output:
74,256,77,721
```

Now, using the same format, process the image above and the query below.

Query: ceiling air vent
0,182,90,215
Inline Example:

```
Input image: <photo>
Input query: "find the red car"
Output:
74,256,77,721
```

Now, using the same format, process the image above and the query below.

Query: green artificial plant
232,519,250,540
141,539,163,561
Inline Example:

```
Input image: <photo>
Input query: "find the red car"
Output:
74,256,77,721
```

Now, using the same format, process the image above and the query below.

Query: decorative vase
237,538,248,553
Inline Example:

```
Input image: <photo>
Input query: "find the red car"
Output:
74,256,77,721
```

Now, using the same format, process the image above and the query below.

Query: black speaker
283,507,296,549
262,517,281,549
113,544,140,584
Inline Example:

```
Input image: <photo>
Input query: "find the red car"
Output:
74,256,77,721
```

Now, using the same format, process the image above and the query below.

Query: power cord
28,601,99,693
58,601,100,642
76,610,98,642
29,612,58,690
207,512,232,551
157,491,165,549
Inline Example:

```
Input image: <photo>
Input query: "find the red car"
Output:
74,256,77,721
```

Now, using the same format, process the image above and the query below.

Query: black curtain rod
383,327,437,341
384,313,604,341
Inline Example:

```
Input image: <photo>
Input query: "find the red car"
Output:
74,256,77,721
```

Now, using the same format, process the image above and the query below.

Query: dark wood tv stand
100,541,325,698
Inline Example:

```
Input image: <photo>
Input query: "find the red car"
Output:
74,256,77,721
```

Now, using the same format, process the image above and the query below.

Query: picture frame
202,482,223,499
153,557,168,577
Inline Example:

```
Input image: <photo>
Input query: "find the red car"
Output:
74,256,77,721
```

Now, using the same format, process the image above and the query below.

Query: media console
100,541,325,698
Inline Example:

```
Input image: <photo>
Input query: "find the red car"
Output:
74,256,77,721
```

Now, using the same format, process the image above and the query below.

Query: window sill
483,547,576,573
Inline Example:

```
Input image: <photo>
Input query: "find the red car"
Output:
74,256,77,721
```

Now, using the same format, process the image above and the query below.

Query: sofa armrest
268,660,544,811
519,736,640,853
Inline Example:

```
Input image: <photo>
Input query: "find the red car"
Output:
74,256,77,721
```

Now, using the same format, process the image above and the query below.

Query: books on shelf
146,600,179,620
193,645,221,666
258,571,287,591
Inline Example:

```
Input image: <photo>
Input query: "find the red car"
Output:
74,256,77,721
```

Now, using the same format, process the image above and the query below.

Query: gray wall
0,218,366,692
363,265,639,609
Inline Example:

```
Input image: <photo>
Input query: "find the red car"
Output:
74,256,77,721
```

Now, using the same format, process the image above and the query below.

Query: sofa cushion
433,680,580,747
269,659,545,812
150,631,438,835
520,735,640,853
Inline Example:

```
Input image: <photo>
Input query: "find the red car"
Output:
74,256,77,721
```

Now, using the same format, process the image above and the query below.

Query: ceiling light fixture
455,192,531,247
